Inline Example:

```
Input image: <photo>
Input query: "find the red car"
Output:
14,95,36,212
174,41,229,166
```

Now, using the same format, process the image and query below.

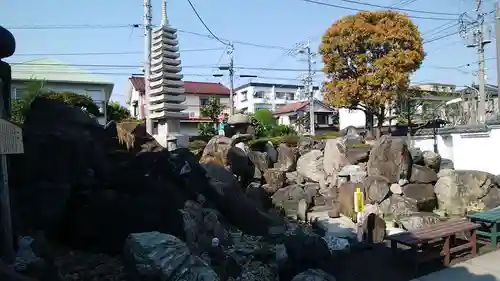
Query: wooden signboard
0,118,23,154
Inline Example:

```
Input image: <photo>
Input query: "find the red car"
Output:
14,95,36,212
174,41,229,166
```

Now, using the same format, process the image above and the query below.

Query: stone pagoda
148,0,187,148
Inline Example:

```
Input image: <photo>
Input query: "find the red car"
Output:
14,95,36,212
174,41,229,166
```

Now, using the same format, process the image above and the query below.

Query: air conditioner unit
188,112,195,118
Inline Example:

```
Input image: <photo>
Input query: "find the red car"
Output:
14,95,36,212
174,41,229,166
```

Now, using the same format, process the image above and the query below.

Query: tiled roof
275,101,309,114
128,76,230,95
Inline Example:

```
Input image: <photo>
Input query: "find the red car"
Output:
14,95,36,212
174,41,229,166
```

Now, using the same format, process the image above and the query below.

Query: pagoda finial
161,0,168,26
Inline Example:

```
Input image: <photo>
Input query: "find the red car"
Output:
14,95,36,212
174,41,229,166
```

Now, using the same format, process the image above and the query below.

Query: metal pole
307,41,315,135
228,43,234,116
477,0,486,123
144,0,153,134
0,77,14,263
496,0,500,113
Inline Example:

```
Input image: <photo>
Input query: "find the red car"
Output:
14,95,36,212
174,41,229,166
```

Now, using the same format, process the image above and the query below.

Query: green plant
107,101,132,122
268,124,297,137
198,97,225,137
198,122,217,137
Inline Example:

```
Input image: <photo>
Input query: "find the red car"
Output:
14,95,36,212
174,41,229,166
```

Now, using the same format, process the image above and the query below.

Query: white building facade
234,82,322,113
127,77,230,137
10,58,114,125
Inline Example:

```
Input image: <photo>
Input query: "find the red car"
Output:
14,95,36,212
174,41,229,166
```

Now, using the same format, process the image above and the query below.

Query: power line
336,0,460,16
299,0,458,21
13,48,225,56
5,24,290,51
186,0,229,46
8,62,322,72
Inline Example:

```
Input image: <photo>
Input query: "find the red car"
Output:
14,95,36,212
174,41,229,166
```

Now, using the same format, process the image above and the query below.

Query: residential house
234,82,322,113
10,58,114,125
126,76,230,136
274,99,338,133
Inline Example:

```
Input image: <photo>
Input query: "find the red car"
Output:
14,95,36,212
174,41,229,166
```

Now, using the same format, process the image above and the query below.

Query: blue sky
1,0,498,104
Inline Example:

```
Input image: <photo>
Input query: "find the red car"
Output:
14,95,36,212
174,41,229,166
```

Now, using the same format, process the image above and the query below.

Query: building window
316,114,328,125
275,92,285,99
254,91,265,98
132,100,138,117
152,121,159,135
241,91,248,101
200,96,219,107
286,93,295,100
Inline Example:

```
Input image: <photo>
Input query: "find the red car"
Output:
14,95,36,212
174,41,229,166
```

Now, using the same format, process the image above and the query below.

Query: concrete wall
412,126,500,175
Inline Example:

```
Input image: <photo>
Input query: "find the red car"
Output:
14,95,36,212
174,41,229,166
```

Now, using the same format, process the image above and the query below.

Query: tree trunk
365,112,374,139
376,113,385,139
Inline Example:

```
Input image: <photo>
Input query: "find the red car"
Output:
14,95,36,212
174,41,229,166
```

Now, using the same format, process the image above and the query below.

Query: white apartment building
234,82,322,113
126,76,230,136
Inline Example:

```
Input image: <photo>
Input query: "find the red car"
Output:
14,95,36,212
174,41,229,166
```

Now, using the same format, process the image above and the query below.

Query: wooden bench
467,208,500,248
386,219,480,272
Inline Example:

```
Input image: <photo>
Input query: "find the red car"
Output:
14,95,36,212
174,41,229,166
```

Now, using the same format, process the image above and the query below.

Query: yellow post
354,187,364,213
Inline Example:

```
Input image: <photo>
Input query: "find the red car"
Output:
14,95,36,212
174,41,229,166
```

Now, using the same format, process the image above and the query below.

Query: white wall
12,80,109,125
412,127,500,175
339,108,366,130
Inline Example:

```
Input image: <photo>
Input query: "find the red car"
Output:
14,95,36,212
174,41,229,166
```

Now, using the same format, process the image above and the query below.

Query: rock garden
3,97,500,281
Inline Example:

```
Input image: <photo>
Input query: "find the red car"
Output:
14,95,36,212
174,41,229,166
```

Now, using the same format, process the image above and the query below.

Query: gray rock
410,164,438,183
434,170,500,216
124,232,219,281
380,194,418,218
409,147,424,165
390,183,403,195
401,183,437,212
291,269,337,281
286,171,304,185
394,212,443,231
227,113,251,125
297,199,308,221
296,150,326,183
265,142,278,163
274,143,298,172
323,138,349,176
338,165,367,183
422,150,441,171
263,168,286,193
367,136,412,182
362,175,391,204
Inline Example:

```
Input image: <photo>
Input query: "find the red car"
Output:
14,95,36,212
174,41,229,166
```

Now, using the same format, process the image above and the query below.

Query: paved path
412,250,500,281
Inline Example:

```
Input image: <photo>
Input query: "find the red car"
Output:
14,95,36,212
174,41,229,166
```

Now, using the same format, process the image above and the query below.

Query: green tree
107,101,132,122
252,109,277,137
198,97,225,137
319,11,425,137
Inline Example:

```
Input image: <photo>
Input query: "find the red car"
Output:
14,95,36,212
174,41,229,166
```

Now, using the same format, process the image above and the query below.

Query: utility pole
496,0,500,113
461,0,490,124
228,43,235,116
306,41,315,136
143,0,153,134
293,40,316,135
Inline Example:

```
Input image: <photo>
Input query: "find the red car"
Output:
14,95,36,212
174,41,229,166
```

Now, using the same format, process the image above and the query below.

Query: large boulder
367,136,412,182
337,182,359,219
410,164,438,183
434,169,500,216
124,232,219,281
362,175,391,204
263,168,286,193
423,150,441,171
380,194,418,218
202,163,278,235
291,269,336,281
323,138,349,176
401,183,437,211
394,212,443,231
274,143,299,172
296,150,326,184
201,135,232,166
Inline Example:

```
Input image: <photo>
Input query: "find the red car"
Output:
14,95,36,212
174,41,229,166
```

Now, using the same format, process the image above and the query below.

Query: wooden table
386,219,480,272
468,208,500,248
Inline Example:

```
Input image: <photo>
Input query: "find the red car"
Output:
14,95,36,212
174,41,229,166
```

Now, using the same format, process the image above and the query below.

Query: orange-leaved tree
319,11,425,137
